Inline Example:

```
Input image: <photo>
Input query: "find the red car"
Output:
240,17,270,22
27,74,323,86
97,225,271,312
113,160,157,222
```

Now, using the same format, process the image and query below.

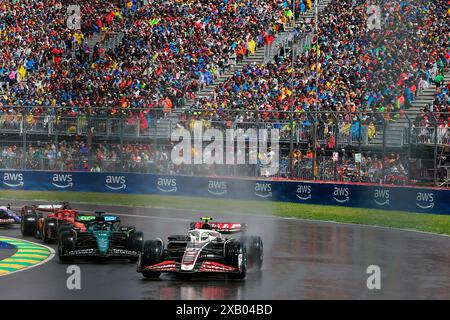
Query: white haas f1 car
137,217,263,279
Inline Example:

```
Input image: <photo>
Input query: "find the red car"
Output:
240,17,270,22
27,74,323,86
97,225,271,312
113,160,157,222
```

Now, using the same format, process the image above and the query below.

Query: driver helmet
201,223,212,230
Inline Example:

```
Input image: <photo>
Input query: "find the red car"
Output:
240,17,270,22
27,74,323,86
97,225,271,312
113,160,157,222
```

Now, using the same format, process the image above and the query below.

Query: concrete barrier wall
0,170,448,215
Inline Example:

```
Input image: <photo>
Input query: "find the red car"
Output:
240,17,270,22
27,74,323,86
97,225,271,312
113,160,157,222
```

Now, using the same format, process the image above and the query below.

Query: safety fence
411,127,450,146
0,111,369,143
1,109,449,145
1,109,449,186
0,153,410,185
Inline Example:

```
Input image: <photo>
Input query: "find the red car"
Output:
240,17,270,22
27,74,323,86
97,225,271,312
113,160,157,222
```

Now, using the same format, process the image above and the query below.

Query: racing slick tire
121,226,136,232
21,214,37,236
127,231,144,262
226,241,247,280
58,223,72,234
242,236,263,270
141,240,163,279
20,206,33,216
58,231,76,263
168,235,190,242
42,218,57,243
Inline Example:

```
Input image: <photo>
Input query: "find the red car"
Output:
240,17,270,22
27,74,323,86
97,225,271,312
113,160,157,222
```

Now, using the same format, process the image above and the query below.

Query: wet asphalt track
0,201,450,299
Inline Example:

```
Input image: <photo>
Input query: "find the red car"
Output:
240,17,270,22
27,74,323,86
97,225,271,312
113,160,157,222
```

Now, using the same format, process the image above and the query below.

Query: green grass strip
1,190,450,236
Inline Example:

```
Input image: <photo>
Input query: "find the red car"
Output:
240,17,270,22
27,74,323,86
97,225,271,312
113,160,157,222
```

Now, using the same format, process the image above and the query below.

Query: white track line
81,210,193,222
279,216,450,239
0,236,55,277
8,206,192,223
10,204,277,221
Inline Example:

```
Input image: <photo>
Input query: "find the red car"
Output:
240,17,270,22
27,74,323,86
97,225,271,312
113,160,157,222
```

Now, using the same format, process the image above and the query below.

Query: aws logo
374,189,390,206
2,173,24,187
333,187,350,203
52,174,73,188
105,175,126,190
157,178,177,193
207,180,227,196
255,182,272,198
296,185,312,201
416,192,434,209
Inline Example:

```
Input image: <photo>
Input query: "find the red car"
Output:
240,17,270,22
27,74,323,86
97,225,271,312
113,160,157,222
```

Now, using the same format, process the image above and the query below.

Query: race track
0,201,449,299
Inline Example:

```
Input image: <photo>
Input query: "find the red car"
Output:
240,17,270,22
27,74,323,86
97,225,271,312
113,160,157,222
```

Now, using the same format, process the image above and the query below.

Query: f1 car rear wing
190,221,247,234
22,202,70,214
76,215,96,222
77,214,120,223
36,204,65,211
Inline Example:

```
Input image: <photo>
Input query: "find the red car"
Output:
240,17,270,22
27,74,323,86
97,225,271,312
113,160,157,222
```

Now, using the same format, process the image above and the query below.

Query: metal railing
0,150,412,186
2,109,449,146
1,109,449,186
411,126,450,146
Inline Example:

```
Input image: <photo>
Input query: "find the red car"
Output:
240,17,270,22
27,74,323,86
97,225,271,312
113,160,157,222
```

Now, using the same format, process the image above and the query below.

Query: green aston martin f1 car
58,212,143,263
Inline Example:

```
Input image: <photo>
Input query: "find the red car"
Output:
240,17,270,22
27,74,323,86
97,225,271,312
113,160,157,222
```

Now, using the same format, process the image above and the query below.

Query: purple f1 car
0,205,21,226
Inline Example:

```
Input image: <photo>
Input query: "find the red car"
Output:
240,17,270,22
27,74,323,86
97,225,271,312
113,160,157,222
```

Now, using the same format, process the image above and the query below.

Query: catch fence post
434,114,438,186
22,107,27,169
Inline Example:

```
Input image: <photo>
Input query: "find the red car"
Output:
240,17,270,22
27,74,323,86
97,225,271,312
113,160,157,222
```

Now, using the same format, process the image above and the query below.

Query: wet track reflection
149,276,248,300
0,201,449,299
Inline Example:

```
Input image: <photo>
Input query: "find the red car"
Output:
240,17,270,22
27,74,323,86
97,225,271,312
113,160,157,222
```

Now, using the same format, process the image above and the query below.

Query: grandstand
0,0,449,186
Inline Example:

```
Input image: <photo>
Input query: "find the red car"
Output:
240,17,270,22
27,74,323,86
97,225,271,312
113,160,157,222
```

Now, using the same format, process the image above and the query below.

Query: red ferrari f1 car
21,202,86,242
137,217,263,279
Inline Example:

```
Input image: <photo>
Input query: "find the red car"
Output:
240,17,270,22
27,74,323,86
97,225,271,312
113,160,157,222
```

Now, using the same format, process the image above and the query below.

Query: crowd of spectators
187,0,449,143
0,0,449,187
0,0,298,122
288,149,408,184
0,141,173,173
0,140,411,185
1,0,447,141
412,81,450,145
